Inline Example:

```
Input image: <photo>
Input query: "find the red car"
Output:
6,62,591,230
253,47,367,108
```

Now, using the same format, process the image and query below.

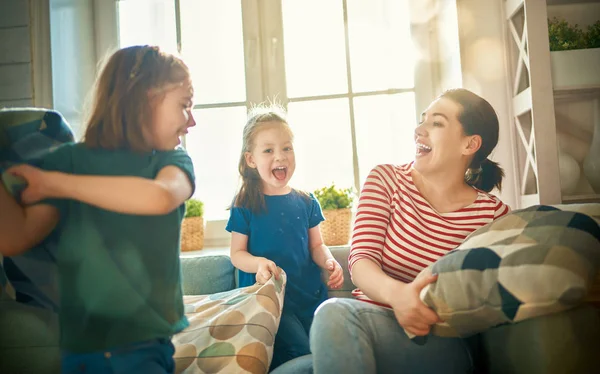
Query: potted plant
314,183,355,246
548,18,600,90
181,198,204,251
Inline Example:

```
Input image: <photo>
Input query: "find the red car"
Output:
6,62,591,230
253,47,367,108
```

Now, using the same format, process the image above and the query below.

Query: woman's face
413,97,477,175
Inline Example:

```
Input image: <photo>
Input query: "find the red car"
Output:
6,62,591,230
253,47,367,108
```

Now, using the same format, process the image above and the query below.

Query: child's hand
325,259,344,289
6,165,56,204
256,258,280,285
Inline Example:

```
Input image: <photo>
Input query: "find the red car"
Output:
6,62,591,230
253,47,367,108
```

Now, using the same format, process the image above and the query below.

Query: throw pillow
0,108,74,312
419,204,600,338
172,271,286,374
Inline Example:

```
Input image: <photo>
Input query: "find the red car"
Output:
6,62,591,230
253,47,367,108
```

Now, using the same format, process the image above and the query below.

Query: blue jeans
61,338,175,374
310,298,474,374
270,309,313,371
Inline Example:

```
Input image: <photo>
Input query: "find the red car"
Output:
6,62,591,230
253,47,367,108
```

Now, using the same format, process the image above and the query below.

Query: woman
310,88,510,374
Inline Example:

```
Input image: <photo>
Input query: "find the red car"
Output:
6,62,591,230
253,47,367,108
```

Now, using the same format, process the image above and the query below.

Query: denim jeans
61,338,175,374
270,309,313,371
310,298,474,374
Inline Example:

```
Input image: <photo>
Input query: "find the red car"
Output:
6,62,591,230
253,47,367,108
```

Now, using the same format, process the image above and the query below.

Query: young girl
226,105,344,370
0,45,196,373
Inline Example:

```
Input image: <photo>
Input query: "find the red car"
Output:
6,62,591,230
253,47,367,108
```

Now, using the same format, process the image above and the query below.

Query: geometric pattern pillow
0,108,74,311
172,271,286,374
419,204,600,338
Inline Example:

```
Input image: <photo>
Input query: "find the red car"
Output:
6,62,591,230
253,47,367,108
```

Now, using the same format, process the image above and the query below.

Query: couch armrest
480,305,600,374
180,255,235,295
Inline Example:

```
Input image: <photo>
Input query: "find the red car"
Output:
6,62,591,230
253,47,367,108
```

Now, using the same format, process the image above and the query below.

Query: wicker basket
180,216,204,252
321,208,352,246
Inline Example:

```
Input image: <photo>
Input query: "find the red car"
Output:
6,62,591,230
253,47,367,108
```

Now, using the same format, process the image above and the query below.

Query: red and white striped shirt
349,163,510,306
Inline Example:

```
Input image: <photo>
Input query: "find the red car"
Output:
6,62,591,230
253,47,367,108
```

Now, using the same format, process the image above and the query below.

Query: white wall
0,0,33,108
547,2,600,27
433,0,463,93
439,0,518,208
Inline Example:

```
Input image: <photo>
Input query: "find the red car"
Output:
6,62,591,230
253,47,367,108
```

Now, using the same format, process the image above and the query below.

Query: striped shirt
349,163,510,306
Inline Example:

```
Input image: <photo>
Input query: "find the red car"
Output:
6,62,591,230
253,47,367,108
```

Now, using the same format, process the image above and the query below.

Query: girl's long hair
232,105,292,213
83,45,190,152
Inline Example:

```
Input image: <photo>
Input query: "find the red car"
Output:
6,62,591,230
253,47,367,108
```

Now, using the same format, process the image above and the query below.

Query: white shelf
547,0,600,5
551,48,600,93
561,194,600,203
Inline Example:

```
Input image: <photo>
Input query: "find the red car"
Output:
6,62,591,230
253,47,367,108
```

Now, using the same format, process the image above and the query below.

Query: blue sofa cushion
180,255,236,295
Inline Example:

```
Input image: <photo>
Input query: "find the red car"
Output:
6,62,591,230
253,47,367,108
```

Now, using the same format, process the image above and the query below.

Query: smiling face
413,97,481,175
148,81,196,150
245,121,295,195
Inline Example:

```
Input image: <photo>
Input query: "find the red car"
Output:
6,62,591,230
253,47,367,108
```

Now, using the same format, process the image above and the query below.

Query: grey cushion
180,255,236,295
322,246,353,299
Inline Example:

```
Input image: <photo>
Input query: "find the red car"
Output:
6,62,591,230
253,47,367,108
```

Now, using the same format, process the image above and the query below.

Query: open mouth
272,166,287,181
416,142,432,156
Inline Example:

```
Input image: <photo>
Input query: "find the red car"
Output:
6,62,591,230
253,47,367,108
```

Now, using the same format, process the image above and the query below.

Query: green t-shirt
40,143,195,352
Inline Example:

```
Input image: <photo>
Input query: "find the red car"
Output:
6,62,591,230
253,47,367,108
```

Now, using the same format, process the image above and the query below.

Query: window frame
93,0,439,248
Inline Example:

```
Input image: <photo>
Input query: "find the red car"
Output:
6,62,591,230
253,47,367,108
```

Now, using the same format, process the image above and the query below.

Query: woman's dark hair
439,88,505,192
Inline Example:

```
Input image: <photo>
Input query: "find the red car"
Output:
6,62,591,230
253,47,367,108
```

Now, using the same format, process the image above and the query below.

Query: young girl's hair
233,104,292,213
83,45,190,152
439,88,505,193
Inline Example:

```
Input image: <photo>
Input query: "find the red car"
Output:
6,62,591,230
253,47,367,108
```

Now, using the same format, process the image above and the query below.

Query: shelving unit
504,0,600,207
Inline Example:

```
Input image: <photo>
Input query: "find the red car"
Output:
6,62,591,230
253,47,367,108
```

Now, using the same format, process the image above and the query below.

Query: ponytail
465,158,504,193
232,162,265,213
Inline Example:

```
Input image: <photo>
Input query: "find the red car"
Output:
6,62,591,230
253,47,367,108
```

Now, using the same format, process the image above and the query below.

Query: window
117,0,433,242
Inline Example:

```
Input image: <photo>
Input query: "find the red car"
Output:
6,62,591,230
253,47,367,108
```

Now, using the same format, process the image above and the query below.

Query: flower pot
550,48,600,90
181,216,204,251
321,208,352,246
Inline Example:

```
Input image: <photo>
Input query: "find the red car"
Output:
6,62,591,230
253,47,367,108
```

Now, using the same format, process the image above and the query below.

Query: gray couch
1,246,599,374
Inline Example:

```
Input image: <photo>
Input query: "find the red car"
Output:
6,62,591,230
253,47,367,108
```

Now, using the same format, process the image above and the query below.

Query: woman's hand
325,259,344,289
386,269,441,337
7,165,60,205
255,257,280,285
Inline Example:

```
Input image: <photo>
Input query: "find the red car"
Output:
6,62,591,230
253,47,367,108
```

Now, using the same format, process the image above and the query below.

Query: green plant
585,20,600,49
548,17,586,51
184,198,204,218
314,183,354,210
548,17,600,51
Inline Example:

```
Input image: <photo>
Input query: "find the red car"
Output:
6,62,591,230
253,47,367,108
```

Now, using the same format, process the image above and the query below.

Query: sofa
2,245,599,374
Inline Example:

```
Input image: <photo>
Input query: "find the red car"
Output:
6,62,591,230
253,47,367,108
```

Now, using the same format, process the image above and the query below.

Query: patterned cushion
0,108,74,311
0,108,74,171
419,204,600,338
172,272,286,374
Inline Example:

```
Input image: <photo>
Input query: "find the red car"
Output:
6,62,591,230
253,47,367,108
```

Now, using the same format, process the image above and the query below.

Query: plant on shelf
314,183,355,246
181,198,205,251
548,17,600,51
185,198,204,219
585,20,600,49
